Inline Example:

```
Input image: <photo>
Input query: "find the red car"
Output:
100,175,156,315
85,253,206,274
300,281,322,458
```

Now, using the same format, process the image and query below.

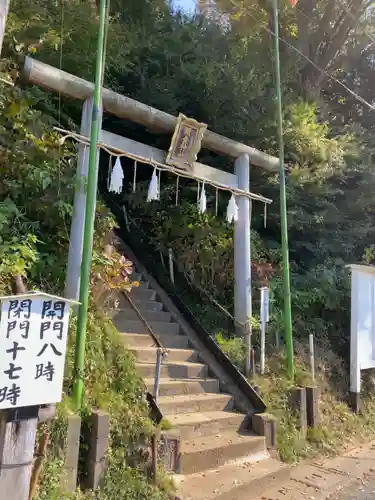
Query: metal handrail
122,290,164,349
122,284,169,403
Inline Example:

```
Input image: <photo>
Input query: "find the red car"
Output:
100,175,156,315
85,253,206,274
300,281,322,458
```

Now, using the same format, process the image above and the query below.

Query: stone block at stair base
306,386,320,428
62,413,81,493
158,432,181,473
252,413,277,452
90,409,110,442
288,387,307,436
82,410,110,490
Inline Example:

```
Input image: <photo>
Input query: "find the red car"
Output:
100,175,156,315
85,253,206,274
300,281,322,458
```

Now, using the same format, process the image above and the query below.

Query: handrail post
168,248,175,285
309,334,315,383
153,348,167,405
244,320,251,377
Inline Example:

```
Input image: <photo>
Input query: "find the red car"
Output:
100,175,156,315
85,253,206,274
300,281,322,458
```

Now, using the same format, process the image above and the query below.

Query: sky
174,0,196,13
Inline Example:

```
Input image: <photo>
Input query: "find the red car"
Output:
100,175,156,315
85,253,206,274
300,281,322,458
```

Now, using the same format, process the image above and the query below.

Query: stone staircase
112,267,289,499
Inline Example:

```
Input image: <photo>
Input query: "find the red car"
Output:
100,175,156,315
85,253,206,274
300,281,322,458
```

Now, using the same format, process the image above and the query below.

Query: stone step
130,347,198,363
136,361,208,379
176,457,290,500
121,332,190,349
114,318,179,336
144,378,220,397
164,410,245,439
130,288,157,301
118,294,164,312
114,309,172,323
159,393,234,415
179,431,266,475
121,332,156,347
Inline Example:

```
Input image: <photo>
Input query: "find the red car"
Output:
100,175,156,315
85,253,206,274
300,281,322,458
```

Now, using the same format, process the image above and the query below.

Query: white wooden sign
349,264,375,396
0,292,77,409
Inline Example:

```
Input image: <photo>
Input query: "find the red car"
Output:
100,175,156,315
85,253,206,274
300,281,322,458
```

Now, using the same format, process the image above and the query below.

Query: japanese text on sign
166,113,207,169
0,294,71,409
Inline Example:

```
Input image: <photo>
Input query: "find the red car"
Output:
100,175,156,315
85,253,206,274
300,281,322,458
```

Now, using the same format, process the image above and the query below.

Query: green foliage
253,350,375,463
34,458,68,500
216,332,246,370
0,79,74,292
3,0,375,482
126,184,240,304
35,457,170,500
73,311,153,448
33,311,171,499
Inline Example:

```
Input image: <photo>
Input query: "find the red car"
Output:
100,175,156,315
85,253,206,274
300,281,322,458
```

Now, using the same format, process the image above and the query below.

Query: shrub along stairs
111,243,289,499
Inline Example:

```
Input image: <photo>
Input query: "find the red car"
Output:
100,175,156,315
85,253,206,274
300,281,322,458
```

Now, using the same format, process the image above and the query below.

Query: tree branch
296,0,316,57
302,0,367,93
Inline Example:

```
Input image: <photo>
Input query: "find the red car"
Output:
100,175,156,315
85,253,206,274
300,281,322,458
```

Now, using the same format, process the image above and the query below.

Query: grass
216,334,375,464
256,349,375,463
160,419,173,431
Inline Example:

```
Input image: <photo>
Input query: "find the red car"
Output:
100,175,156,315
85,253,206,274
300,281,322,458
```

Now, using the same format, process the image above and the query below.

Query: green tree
5,0,375,359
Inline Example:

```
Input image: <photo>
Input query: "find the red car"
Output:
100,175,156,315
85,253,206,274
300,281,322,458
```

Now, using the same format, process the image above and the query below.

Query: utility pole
271,0,294,379
72,0,108,410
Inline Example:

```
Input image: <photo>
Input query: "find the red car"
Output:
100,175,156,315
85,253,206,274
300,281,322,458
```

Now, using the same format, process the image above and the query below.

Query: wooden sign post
0,290,77,499
348,264,375,413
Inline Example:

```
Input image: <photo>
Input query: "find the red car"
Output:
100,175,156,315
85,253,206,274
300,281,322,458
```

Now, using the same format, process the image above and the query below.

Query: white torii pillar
234,154,252,375
0,0,10,57
65,97,103,301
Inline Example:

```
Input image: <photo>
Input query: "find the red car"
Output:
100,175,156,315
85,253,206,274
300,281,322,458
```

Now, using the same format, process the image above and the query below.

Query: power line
333,0,375,47
292,0,375,101
246,10,375,112
293,0,375,49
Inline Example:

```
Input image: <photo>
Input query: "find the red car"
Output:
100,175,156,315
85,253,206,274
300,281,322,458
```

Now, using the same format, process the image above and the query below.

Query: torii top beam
22,57,279,172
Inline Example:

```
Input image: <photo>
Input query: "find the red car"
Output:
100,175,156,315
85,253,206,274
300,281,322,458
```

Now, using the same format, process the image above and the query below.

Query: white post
260,287,269,375
350,269,361,413
309,333,315,383
65,97,103,301
0,0,10,57
260,320,266,375
168,248,175,285
234,154,252,376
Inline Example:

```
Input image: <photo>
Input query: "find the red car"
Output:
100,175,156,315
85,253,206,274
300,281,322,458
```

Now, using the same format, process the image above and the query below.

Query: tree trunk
299,0,368,99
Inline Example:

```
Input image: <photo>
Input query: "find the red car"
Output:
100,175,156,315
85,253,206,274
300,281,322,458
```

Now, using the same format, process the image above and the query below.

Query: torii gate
22,56,278,372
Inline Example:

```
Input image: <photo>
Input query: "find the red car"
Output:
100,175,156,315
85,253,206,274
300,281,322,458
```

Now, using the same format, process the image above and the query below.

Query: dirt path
330,471,375,500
